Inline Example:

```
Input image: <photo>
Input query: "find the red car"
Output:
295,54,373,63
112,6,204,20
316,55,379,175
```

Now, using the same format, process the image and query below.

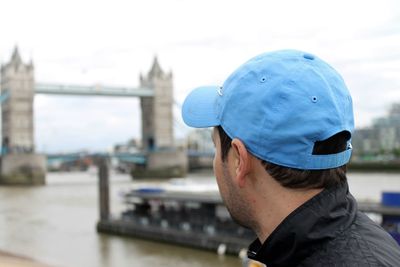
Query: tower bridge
0,47,188,185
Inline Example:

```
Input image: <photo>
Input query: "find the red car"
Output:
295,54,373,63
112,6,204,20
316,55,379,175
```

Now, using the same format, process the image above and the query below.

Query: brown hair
217,126,348,189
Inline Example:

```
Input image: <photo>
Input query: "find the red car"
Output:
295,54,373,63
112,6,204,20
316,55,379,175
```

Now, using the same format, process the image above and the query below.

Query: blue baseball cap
182,50,354,170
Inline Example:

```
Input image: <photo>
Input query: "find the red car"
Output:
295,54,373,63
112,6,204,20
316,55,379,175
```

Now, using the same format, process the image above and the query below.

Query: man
181,50,400,266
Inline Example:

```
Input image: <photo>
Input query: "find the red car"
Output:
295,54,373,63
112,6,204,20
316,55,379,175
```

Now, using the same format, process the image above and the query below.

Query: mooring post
98,157,110,221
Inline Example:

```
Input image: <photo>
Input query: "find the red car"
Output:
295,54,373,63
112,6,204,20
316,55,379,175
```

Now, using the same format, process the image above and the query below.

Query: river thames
0,171,398,267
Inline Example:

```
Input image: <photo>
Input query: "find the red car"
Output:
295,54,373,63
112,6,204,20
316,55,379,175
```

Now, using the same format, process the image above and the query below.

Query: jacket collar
247,182,357,267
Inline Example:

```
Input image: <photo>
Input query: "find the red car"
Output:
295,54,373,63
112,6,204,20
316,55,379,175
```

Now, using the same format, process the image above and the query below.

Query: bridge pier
132,149,188,178
0,154,46,185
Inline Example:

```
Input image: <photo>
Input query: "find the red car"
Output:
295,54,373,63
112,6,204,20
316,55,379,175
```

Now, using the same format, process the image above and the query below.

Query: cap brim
182,86,220,128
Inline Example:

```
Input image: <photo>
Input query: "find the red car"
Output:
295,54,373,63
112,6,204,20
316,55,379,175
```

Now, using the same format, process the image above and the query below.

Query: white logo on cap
217,87,223,96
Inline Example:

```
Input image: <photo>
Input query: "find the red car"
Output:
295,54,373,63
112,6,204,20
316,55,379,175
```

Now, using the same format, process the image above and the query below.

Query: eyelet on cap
303,53,315,60
217,87,223,96
260,76,267,83
311,96,318,103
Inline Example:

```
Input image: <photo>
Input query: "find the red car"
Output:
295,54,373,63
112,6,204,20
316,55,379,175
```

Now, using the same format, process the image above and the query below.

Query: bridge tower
135,57,187,177
1,47,35,152
140,56,174,151
0,47,46,185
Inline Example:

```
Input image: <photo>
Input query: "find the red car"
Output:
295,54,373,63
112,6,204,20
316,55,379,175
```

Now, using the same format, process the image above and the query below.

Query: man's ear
231,138,251,188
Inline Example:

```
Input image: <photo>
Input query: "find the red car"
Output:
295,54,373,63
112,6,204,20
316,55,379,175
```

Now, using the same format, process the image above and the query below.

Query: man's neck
252,178,323,243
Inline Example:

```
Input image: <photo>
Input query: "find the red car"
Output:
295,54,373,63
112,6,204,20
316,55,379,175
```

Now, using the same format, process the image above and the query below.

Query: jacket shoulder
300,212,400,267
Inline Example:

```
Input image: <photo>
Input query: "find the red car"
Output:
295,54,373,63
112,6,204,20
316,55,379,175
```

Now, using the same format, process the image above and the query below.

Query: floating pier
96,159,254,255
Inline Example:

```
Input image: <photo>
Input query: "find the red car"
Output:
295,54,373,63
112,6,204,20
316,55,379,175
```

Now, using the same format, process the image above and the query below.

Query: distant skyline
1,0,399,153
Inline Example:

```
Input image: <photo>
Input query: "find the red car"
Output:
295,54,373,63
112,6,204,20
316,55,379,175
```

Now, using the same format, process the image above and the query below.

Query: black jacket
247,182,400,266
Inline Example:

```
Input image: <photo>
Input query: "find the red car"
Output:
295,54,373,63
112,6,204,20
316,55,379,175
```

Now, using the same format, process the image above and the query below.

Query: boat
98,179,256,256
361,191,400,244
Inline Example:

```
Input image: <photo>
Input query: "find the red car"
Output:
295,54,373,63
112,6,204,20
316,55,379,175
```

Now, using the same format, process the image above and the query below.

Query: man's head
182,50,354,232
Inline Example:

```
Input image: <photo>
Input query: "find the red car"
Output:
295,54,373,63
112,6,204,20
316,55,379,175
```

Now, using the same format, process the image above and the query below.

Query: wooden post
98,157,110,221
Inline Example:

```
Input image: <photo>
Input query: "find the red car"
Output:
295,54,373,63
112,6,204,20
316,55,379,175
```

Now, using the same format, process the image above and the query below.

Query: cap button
303,53,315,60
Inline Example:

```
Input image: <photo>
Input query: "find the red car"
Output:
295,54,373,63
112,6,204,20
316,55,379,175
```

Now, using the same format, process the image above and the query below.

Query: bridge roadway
0,83,154,103
47,150,215,166
47,152,147,166
34,83,154,97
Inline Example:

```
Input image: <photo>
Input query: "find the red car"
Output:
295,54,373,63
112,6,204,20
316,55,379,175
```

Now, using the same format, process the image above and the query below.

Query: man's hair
217,126,348,189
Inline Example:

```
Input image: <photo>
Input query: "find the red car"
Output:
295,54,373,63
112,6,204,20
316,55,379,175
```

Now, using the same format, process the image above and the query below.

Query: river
0,171,398,267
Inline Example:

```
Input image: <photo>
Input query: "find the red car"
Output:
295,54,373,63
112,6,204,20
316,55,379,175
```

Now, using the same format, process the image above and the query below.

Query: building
353,103,400,159
186,128,214,170
187,128,214,153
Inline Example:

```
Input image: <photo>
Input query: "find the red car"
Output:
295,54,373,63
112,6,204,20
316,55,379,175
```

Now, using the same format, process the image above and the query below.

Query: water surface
0,171,397,267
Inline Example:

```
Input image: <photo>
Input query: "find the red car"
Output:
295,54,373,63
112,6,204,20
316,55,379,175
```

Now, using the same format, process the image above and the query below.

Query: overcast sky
1,0,399,153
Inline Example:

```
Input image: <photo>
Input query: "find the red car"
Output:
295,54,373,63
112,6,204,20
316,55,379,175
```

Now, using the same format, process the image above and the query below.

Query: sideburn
217,126,232,162
221,158,257,232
